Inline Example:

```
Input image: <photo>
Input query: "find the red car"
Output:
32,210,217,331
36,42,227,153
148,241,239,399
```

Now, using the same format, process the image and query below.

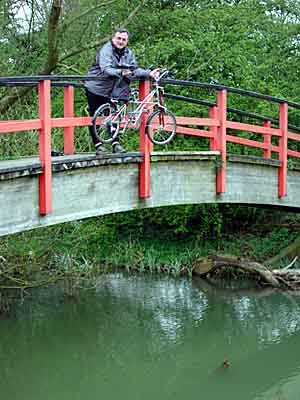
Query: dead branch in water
192,255,300,290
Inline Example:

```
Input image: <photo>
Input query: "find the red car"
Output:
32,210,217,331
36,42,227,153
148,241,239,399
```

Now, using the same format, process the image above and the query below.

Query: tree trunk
0,0,62,114
0,1,144,114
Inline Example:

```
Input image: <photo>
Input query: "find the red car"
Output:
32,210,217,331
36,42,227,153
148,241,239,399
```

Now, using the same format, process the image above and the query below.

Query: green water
1,273,300,400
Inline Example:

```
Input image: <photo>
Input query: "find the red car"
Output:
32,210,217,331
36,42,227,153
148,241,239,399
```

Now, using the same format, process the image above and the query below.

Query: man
85,28,160,155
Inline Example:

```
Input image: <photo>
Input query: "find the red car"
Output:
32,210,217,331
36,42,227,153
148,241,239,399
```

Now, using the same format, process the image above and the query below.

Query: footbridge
1,75,300,236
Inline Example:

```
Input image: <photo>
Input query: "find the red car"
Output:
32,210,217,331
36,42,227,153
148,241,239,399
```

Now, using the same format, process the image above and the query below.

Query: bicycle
92,68,176,146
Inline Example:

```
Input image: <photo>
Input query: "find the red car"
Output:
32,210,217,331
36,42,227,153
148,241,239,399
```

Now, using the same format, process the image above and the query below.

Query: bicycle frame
111,70,169,134
93,69,176,146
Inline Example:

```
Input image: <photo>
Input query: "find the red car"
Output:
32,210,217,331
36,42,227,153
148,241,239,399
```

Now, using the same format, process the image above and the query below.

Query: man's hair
112,27,129,37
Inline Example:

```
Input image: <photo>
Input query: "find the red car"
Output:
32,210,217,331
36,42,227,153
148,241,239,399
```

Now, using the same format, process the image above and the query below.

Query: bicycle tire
146,109,176,145
92,103,120,144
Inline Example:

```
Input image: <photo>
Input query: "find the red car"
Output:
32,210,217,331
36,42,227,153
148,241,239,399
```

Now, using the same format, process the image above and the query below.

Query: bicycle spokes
146,109,176,145
93,104,120,144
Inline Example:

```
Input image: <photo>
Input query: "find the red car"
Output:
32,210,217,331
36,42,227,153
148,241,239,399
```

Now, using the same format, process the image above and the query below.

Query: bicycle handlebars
116,64,175,81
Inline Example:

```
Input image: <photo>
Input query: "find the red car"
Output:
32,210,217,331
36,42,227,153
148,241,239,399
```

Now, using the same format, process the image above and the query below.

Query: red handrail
175,91,300,198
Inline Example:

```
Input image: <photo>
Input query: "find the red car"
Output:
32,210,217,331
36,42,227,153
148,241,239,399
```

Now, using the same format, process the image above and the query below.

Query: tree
0,0,146,113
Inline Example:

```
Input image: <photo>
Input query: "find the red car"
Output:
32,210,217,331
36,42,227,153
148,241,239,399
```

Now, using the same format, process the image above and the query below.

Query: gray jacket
85,41,151,99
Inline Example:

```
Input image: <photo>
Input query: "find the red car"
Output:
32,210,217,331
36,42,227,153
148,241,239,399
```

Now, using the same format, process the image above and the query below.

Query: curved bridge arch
1,152,300,237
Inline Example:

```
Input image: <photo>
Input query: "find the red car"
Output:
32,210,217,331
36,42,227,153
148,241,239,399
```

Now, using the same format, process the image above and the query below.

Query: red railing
171,90,300,198
0,78,152,215
1,76,300,216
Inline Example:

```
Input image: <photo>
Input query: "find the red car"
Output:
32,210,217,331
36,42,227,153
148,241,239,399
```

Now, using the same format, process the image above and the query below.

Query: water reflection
1,273,300,400
99,274,300,348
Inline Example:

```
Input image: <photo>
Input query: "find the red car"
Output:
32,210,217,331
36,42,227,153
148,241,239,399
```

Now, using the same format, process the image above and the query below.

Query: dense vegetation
1,0,300,309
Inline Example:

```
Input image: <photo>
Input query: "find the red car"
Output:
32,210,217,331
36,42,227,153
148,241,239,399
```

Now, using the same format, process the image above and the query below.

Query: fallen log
192,255,300,289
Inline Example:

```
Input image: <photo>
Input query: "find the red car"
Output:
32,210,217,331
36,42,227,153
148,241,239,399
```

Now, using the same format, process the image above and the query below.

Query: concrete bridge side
0,152,300,237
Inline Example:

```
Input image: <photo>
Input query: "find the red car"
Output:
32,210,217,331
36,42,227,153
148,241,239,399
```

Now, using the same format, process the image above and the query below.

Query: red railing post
216,90,227,193
139,80,152,198
64,85,74,155
38,79,52,215
278,102,288,197
209,105,218,151
263,120,271,159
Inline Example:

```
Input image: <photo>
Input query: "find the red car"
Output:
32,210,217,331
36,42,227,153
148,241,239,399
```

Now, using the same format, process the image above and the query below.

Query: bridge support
209,106,218,151
216,89,227,193
38,80,52,215
278,102,288,198
139,80,153,198
263,120,272,159
63,86,75,155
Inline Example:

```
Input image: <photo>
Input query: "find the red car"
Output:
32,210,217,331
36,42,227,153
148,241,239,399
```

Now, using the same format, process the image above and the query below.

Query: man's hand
122,69,133,77
149,68,160,79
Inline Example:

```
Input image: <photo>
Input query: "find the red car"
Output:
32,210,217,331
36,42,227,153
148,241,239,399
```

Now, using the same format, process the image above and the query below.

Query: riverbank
0,214,297,275
1,209,299,315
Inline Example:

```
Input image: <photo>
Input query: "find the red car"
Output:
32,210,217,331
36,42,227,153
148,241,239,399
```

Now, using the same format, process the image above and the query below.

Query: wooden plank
227,134,269,150
176,126,214,138
175,116,220,126
0,119,41,133
226,121,280,136
51,116,91,128
288,149,300,158
288,131,300,141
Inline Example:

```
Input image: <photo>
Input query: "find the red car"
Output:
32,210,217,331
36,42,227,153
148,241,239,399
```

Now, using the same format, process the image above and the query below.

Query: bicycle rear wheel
146,109,176,145
92,103,120,144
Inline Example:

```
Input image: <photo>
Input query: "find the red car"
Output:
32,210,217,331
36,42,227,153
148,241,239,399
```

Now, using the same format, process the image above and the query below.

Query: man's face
112,31,128,49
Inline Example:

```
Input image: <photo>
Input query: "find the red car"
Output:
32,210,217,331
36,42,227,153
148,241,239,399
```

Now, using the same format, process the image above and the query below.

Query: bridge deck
0,152,144,180
0,151,224,180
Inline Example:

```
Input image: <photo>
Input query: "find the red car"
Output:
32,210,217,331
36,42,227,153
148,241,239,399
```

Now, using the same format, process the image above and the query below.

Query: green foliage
101,204,224,239
2,0,300,272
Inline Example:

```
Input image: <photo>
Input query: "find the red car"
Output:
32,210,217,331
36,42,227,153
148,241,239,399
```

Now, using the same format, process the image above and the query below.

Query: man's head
111,28,129,50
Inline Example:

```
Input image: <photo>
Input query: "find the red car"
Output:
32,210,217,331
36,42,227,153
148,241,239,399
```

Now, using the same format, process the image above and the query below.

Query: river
1,273,300,400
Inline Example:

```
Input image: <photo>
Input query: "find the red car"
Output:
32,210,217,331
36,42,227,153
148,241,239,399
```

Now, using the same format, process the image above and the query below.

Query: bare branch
0,0,147,113
0,0,63,113
56,63,84,74
59,0,146,63
60,0,116,33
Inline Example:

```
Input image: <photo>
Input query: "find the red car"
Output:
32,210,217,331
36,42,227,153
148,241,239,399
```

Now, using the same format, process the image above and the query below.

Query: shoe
96,144,109,155
112,143,126,153
51,149,63,157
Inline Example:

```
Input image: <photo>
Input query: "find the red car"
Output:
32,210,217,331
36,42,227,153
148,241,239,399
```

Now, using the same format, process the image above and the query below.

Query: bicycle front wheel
146,109,176,145
92,103,120,144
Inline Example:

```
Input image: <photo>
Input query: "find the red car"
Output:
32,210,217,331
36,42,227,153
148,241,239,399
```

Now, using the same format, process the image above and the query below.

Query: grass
0,217,297,274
